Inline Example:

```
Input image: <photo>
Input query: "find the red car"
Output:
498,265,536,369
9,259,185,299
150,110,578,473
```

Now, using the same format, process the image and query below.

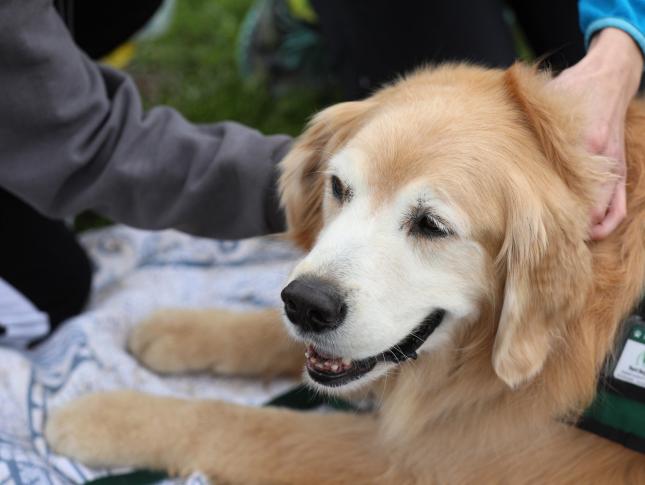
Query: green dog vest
578,316,645,453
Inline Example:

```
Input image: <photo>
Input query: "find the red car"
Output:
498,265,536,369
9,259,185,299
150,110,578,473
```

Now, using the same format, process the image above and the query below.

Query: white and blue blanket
0,226,300,484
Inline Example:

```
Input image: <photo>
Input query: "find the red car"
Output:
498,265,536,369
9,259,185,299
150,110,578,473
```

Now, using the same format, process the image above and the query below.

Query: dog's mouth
305,309,445,387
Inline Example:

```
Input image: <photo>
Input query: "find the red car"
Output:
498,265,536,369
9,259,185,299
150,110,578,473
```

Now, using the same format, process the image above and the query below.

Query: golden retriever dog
46,63,645,484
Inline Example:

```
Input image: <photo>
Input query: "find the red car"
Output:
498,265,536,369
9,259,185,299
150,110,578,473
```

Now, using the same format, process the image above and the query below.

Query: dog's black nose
281,278,346,333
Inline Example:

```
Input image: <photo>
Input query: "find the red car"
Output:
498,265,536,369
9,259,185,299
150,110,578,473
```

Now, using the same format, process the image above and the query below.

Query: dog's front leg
46,390,392,484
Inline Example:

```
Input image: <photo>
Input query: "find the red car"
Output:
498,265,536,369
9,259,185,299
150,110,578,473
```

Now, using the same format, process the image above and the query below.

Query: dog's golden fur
47,64,645,484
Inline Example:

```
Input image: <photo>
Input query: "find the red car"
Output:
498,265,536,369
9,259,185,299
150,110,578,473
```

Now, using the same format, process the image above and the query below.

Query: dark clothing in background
312,0,586,100
0,188,92,331
71,0,163,59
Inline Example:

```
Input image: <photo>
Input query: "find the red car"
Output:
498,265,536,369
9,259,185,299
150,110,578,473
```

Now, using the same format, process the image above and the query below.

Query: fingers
589,180,627,240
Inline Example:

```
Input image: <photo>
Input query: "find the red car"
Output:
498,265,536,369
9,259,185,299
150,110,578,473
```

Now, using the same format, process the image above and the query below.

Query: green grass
126,0,329,136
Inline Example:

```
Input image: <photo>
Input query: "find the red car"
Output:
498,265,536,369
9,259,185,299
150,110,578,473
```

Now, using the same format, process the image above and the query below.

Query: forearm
586,28,643,104
571,28,643,156
549,23,643,239
0,0,291,239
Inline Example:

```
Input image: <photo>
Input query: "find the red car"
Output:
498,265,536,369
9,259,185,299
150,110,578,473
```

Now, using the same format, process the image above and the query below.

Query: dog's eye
331,175,346,203
411,214,450,238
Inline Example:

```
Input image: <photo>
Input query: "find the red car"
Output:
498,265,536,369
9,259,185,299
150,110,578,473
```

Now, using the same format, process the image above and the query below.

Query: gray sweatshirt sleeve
0,0,292,239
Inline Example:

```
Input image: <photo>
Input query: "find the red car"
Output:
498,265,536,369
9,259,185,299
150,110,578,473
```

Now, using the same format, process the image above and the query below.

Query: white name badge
613,324,645,389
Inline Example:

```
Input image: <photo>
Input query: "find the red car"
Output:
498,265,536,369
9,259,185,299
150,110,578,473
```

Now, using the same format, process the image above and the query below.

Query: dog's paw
128,309,244,375
129,308,302,378
46,391,149,468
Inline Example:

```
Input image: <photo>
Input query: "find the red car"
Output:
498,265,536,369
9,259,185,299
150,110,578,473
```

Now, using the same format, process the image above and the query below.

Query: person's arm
0,0,291,240
550,1,644,240
550,26,642,240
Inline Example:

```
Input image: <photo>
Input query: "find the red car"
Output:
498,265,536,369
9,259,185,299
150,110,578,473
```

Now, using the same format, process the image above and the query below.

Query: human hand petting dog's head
550,27,643,240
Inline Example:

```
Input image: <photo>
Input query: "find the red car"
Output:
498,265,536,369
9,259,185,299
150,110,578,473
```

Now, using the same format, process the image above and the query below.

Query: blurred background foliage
126,0,330,136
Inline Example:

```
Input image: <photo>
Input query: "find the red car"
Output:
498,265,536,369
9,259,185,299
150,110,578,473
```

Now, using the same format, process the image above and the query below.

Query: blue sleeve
578,0,645,57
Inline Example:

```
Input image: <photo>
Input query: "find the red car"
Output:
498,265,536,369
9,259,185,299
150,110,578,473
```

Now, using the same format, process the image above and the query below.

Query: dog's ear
492,194,592,389
279,101,373,250
492,64,595,388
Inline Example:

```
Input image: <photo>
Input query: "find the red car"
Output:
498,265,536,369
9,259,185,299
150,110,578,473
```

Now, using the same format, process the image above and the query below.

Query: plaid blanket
0,226,300,484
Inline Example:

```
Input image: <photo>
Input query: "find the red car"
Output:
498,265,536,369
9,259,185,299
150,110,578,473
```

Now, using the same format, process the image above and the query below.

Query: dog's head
279,64,606,393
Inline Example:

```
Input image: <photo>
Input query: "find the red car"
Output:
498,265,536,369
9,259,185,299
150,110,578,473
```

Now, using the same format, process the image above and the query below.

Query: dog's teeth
305,351,310,358
310,357,317,364
342,358,352,366
331,364,339,372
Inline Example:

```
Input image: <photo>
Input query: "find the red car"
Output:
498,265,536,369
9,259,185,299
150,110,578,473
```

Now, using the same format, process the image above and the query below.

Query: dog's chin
299,309,446,392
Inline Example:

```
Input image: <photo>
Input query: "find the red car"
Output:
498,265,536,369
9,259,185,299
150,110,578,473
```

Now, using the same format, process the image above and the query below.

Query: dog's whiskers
387,349,402,365
408,331,426,344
